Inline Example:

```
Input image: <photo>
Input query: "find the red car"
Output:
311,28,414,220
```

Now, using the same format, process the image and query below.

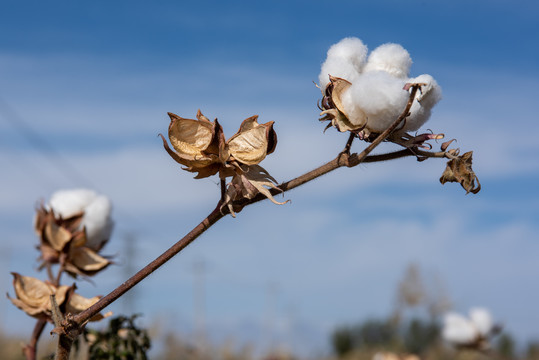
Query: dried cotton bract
7,273,110,322
319,37,442,142
160,110,286,217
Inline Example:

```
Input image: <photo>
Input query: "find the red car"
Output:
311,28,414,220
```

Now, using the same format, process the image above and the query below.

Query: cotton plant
25,36,482,359
8,189,114,360
442,308,501,351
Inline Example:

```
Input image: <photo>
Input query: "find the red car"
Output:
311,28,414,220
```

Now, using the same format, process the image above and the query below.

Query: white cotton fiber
319,37,368,88
342,71,409,132
442,312,478,345
404,74,442,132
49,189,99,218
81,195,114,250
48,188,113,251
364,43,412,79
469,308,494,337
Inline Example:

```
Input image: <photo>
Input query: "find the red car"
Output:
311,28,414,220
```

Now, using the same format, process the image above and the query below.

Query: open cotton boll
319,37,368,88
469,308,494,337
442,312,478,345
48,189,99,218
48,188,113,251
364,43,412,79
403,74,442,132
342,71,409,132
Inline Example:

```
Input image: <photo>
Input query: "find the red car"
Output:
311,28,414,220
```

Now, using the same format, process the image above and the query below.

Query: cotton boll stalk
403,74,442,132
342,71,409,134
442,312,478,345
469,307,494,337
364,43,412,79
319,37,368,89
48,188,113,251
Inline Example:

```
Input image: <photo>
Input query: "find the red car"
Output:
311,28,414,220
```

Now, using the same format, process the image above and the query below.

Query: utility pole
122,233,137,315
193,258,207,352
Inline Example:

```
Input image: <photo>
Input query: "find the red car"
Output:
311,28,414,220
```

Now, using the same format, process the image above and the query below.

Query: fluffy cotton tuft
469,308,494,337
342,71,409,131
319,37,368,88
48,189,113,250
364,43,412,79
442,312,478,345
403,74,442,132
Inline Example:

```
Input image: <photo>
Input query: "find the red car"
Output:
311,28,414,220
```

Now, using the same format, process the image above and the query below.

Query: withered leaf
221,165,288,217
440,151,481,194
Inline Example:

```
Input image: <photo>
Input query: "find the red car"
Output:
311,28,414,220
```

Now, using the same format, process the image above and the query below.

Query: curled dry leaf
440,151,481,194
7,273,69,319
221,165,289,217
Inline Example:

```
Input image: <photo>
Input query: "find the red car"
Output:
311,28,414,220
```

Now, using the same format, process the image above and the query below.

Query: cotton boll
469,308,494,337
342,71,409,132
403,74,442,132
319,37,368,88
48,188,113,251
442,312,478,345
48,189,99,218
364,43,412,79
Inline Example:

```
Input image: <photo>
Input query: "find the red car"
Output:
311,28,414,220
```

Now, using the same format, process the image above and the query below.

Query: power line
0,95,94,188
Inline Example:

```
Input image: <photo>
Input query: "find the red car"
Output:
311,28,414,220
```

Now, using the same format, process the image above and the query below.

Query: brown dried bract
34,206,112,277
7,273,69,319
319,76,361,133
440,151,481,194
7,273,111,322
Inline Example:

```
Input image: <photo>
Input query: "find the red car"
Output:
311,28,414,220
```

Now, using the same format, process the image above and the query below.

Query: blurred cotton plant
8,188,114,360
442,308,501,351
34,188,114,278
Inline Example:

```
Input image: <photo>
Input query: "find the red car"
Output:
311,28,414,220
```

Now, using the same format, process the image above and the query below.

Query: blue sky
1,0,539,356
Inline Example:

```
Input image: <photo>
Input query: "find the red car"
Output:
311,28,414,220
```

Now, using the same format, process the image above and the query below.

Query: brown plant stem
54,83,443,359
23,318,47,360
